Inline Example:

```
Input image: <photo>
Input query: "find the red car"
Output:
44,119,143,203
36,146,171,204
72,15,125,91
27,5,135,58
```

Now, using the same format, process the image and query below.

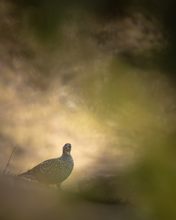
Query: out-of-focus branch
3,147,16,175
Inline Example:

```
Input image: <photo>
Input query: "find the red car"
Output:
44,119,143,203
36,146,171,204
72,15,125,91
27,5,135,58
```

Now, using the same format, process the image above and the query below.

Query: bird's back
19,154,74,184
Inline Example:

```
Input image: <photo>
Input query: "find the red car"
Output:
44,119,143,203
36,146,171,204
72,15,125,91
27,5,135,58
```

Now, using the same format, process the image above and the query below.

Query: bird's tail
18,172,27,177
18,171,36,180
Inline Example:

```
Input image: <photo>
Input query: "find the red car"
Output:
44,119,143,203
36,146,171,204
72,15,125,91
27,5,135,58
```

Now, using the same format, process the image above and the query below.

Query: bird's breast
57,155,74,182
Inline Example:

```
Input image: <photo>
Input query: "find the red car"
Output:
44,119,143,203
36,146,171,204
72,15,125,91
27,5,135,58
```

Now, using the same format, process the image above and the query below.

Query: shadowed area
0,175,139,220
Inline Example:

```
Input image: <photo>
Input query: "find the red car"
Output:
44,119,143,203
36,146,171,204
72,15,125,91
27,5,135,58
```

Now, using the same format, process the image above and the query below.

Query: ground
0,174,140,220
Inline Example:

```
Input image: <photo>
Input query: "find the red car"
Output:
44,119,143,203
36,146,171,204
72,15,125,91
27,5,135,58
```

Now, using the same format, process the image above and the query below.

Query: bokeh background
0,1,176,220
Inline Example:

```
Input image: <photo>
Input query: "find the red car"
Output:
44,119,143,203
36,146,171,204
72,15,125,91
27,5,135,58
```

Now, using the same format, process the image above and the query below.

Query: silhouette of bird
19,143,74,187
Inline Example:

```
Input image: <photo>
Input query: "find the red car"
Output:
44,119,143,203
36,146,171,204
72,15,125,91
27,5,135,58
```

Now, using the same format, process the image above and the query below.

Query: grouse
19,143,74,187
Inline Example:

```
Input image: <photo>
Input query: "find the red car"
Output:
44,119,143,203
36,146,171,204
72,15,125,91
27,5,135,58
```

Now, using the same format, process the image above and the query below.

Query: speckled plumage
19,143,74,185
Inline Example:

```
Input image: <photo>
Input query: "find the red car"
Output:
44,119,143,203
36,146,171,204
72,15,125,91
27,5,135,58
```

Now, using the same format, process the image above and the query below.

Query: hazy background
0,1,176,220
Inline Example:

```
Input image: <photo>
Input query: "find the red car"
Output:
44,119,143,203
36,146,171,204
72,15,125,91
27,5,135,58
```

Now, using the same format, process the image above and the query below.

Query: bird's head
63,143,72,155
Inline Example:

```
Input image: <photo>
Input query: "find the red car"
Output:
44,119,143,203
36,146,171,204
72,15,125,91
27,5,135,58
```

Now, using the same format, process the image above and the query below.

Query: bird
18,143,74,187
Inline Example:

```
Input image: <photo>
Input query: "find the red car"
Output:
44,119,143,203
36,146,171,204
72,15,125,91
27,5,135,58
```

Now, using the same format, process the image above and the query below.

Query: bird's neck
62,152,71,157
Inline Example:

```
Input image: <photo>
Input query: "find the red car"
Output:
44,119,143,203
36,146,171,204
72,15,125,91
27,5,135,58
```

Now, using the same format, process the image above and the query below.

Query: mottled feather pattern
19,143,74,185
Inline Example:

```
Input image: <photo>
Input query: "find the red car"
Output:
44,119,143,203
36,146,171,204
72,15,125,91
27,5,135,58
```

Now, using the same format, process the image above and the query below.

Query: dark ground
0,174,140,220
